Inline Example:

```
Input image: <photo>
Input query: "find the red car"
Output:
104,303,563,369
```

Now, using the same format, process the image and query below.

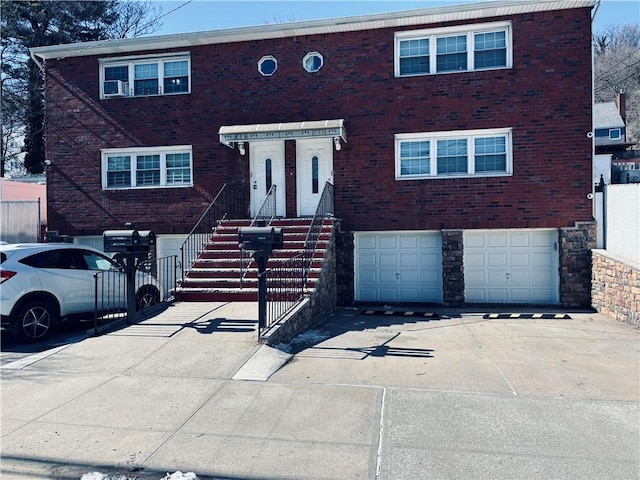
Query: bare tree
594,23,640,140
0,1,163,176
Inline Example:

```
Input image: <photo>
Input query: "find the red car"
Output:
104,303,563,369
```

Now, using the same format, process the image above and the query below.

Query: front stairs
175,217,333,302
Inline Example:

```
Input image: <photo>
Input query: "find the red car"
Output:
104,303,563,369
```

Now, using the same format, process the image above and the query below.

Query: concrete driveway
1,303,638,479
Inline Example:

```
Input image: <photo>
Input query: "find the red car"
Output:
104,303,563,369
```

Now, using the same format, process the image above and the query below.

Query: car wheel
136,286,159,312
11,300,56,342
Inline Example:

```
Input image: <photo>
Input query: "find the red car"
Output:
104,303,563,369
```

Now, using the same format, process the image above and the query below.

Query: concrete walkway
1,302,638,479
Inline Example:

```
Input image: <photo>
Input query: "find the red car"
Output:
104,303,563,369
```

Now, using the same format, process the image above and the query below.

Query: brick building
30,0,597,308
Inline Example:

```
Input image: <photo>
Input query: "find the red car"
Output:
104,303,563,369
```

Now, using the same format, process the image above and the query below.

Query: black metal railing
259,253,305,337
302,181,334,283
180,182,245,281
251,184,277,226
92,255,178,334
241,184,277,285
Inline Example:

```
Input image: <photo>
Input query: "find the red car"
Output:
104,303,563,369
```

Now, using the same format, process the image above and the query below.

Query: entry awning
219,119,347,150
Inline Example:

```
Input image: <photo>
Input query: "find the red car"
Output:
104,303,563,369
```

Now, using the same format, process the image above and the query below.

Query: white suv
1,243,161,341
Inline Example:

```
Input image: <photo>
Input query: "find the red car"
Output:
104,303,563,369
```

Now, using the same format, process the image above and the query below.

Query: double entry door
249,139,333,217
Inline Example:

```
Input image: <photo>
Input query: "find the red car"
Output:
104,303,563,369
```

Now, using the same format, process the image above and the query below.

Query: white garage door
355,232,443,303
464,229,559,304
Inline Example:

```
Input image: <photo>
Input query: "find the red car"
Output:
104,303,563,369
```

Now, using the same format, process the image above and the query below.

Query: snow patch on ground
274,328,331,353
81,472,198,480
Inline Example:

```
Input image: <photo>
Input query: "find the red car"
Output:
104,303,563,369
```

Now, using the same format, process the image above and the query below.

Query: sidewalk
1,303,639,479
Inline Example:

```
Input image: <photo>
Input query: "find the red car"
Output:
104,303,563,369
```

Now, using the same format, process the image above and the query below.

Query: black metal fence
92,255,178,333
259,254,305,338
180,182,245,281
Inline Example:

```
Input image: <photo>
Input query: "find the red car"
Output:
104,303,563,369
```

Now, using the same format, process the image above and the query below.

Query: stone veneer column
558,222,597,309
335,229,355,306
442,229,464,307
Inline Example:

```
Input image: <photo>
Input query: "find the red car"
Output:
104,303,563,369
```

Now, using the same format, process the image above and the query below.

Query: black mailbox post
103,228,153,325
238,226,284,330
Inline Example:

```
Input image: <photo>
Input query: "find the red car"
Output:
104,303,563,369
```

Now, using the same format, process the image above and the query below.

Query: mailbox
138,230,156,256
238,227,284,256
103,229,140,253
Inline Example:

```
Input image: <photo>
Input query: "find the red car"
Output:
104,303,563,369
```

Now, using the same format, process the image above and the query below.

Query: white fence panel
1,200,41,243
606,184,640,264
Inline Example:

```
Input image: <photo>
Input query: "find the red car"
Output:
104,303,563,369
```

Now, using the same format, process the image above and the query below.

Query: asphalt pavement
1,302,638,480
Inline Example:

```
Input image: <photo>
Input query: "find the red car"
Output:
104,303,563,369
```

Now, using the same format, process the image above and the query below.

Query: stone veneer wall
442,230,464,307
592,250,640,326
263,221,337,345
559,222,597,309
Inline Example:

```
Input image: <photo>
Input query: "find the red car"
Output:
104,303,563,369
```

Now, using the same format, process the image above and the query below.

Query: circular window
258,56,277,76
303,52,323,73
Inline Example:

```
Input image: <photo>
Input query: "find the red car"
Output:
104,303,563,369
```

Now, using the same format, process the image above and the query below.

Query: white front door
296,139,333,216
250,141,286,217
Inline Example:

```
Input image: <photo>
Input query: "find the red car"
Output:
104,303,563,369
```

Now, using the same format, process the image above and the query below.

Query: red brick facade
42,6,594,236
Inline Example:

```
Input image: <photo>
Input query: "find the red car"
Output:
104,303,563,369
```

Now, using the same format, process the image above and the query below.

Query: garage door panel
486,233,508,247
379,253,397,267
487,252,508,266
400,253,419,266
358,235,376,249
509,233,530,247
379,287,398,300
509,252,530,266
487,289,508,302
358,268,377,283
531,269,554,283
399,235,418,249
400,270,419,283
379,236,397,249
358,253,377,267
509,288,532,303
532,251,553,267
532,231,556,247
464,229,559,304
355,232,442,303
379,269,398,282
509,269,531,284
487,269,508,285
466,269,485,283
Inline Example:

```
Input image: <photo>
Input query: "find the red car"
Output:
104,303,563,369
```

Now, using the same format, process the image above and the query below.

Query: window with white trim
395,22,511,77
100,54,190,98
395,128,513,180
102,146,193,189
609,128,621,140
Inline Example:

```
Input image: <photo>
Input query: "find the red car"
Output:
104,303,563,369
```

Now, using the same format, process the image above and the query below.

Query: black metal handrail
302,181,334,283
180,182,245,281
241,184,278,285
250,184,277,226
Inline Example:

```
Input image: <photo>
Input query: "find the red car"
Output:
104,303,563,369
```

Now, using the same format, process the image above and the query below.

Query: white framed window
258,55,278,76
609,128,621,140
395,128,513,180
100,53,190,99
303,52,324,73
395,21,511,77
101,146,193,189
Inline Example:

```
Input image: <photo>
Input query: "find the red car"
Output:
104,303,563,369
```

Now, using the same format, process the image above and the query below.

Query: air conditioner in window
103,80,128,97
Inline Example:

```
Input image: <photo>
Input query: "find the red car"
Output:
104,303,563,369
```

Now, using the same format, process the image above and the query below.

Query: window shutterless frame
394,21,512,77
101,145,193,190
99,53,191,99
395,128,513,180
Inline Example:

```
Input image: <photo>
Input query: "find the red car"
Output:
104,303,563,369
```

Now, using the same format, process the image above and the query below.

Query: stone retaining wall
592,249,640,326
263,222,337,345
